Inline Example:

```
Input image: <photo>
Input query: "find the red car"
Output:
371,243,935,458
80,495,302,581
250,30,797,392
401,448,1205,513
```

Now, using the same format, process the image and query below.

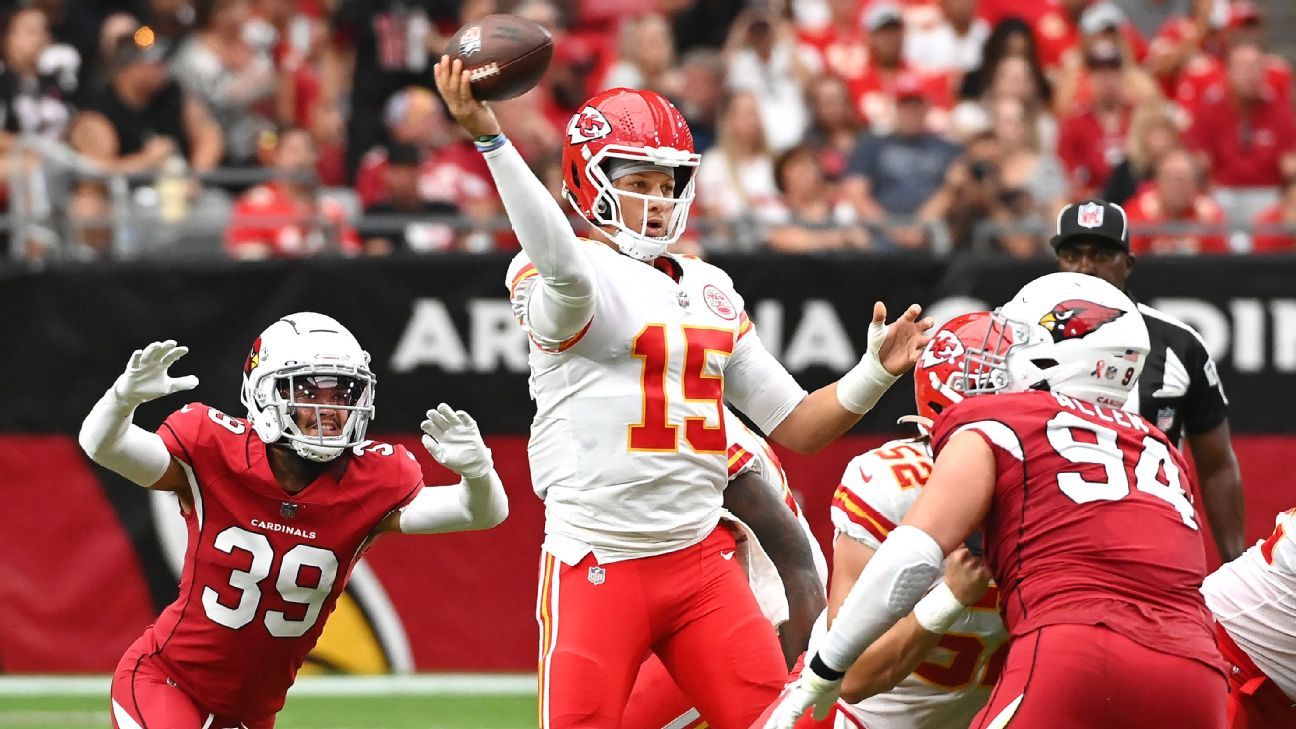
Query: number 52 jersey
149,403,423,720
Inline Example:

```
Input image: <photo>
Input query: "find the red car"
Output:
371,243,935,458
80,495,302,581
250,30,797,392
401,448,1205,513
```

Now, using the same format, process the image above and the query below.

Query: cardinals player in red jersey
78,313,509,729
763,272,1227,729
434,54,931,728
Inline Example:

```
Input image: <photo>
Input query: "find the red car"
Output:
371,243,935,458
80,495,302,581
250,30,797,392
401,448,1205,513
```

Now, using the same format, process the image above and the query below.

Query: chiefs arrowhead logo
919,329,966,368
1038,299,1125,343
567,107,613,145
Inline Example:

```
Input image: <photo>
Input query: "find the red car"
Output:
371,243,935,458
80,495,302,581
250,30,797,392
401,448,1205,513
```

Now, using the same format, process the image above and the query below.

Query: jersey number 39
202,526,340,637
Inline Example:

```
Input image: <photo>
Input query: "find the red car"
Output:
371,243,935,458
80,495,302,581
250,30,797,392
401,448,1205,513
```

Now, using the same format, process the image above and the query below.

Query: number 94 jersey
150,403,423,720
930,390,1224,676
830,438,1008,729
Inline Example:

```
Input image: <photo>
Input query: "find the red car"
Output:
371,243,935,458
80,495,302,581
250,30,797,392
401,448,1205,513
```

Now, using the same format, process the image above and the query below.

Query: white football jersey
507,244,806,565
1202,507,1296,702
829,438,1009,729
723,409,829,626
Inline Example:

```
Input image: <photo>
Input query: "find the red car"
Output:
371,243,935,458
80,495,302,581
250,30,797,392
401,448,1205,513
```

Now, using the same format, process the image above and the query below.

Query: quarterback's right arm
434,56,594,343
77,340,196,492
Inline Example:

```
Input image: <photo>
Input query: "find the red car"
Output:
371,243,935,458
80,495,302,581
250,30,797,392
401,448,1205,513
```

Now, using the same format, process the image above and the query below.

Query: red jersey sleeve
388,444,426,514
157,402,211,464
931,395,1029,480
157,402,250,467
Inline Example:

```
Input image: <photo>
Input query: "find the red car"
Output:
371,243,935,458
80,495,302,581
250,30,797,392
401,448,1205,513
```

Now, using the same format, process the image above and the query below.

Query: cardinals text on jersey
148,403,421,719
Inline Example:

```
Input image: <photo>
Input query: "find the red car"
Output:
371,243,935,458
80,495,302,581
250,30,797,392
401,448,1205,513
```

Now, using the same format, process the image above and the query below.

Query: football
444,14,554,102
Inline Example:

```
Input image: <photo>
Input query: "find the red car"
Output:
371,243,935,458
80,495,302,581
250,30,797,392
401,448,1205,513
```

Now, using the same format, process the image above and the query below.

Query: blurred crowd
1,0,1295,262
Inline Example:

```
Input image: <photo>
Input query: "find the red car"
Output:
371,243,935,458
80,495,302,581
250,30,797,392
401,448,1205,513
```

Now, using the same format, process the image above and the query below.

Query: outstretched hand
421,403,494,480
113,340,200,407
870,302,935,376
432,55,502,139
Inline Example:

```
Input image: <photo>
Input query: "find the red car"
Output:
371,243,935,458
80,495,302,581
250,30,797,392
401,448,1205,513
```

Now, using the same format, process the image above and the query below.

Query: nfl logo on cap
1077,202,1104,228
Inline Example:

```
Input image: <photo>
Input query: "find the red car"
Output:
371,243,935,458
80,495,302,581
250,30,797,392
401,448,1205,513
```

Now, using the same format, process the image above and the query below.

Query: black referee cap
1050,199,1131,252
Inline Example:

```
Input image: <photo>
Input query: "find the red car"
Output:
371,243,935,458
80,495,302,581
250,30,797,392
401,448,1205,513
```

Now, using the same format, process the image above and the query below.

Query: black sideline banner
5,253,1295,434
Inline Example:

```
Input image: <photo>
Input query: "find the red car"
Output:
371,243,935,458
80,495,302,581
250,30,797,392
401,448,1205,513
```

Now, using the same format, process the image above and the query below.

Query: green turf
0,694,537,728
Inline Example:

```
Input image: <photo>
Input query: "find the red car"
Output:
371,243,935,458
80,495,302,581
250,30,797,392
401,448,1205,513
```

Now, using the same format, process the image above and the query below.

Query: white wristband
836,355,899,415
913,582,970,634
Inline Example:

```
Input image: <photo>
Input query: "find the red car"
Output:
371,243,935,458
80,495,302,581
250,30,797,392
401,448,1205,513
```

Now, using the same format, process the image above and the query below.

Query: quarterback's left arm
765,431,993,728
773,303,932,454
377,405,508,534
724,469,826,669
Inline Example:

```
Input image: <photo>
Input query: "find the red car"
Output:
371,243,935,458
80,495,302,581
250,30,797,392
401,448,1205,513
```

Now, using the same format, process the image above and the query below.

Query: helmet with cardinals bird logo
962,272,1149,408
561,88,700,261
240,312,376,462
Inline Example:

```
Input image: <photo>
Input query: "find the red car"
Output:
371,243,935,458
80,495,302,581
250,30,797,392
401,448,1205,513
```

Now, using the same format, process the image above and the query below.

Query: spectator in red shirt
226,127,361,259
1185,43,1296,192
1125,148,1228,255
1057,40,1133,200
849,3,951,134
796,0,870,85
1217,2,1291,103
354,87,496,219
1251,180,1296,254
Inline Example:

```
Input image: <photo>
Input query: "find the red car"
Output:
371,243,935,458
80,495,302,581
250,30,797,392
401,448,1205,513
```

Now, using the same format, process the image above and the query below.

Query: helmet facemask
246,362,375,462
572,144,698,261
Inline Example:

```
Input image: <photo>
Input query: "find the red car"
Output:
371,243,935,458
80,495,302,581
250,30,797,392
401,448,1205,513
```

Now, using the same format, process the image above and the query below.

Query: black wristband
809,653,845,682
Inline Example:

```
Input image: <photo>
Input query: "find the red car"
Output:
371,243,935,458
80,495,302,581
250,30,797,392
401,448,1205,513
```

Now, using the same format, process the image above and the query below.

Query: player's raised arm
433,56,594,343
380,404,508,534
78,340,196,491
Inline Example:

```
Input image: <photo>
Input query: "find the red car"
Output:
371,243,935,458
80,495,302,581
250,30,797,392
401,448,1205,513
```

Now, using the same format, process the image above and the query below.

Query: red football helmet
911,312,1018,426
561,88,700,260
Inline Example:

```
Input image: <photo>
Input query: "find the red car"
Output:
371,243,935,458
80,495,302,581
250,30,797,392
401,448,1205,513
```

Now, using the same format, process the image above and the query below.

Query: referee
1049,199,1245,561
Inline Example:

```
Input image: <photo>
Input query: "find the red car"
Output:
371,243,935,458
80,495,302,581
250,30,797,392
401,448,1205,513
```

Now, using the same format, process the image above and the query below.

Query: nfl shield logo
1156,407,1175,433
1077,202,1104,228
280,502,298,519
587,566,606,585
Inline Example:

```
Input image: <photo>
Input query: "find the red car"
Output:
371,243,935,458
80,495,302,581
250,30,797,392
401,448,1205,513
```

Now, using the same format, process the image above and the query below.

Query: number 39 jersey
506,245,806,566
151,403,423,720
830,438,1008,729
931,390,1224,675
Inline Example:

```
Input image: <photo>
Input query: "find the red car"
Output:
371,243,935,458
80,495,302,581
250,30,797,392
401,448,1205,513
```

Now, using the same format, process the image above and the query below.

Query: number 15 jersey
507,244,807,566
150,403,423,720
930,390,1224,676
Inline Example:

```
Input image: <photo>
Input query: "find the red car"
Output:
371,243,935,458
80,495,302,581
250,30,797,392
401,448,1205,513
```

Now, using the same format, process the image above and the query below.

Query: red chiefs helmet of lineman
561,88,700,261
909,312,1017,430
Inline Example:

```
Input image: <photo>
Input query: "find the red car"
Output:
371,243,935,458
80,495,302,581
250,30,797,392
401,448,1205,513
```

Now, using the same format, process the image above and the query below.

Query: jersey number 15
629,324,734,454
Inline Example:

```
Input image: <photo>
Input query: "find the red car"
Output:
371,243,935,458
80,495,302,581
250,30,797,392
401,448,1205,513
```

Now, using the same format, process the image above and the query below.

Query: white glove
835,312,899,415
421,404,494,479
112,340,200,407
763,662,842,729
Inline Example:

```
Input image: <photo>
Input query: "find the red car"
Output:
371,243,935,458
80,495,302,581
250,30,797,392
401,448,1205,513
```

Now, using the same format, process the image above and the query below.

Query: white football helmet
963,272,1149,408
239,312,376,462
